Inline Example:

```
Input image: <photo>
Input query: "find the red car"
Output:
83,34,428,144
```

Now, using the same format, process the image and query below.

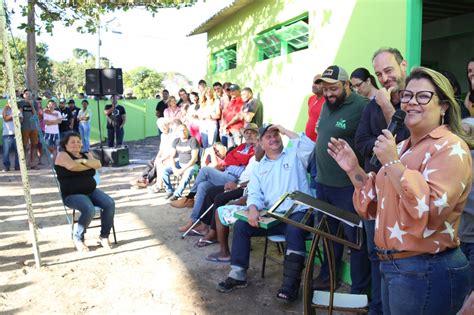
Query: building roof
188,0,254,36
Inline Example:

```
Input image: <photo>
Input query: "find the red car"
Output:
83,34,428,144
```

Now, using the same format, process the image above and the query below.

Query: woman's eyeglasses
351,81,365,90
399,90,435,105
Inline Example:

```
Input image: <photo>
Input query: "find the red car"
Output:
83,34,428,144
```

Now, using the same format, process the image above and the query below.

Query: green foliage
14,0,198,36
123,67,164,99
0,37,53,96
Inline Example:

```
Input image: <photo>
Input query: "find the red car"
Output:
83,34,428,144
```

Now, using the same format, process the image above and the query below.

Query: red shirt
305,94,325,142
222,96,244,133
223,143,255,166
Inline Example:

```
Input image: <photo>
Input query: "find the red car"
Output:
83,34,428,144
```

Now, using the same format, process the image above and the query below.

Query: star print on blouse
449,141,467,161
422,152,431,165
422,167,437,181
434,140,448,151
423,227,436,238
387,221,407,243
415,195,429,218
441,221,455,241
433,193,449,215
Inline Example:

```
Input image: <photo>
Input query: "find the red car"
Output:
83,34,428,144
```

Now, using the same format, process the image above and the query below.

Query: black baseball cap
259,123,274,138
229,84,241,91
315,65,349,84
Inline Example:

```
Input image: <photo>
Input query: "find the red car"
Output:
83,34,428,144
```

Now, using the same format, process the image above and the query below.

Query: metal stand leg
181,203,214,239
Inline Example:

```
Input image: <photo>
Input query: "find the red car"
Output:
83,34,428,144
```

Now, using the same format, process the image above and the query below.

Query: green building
189,0,474,131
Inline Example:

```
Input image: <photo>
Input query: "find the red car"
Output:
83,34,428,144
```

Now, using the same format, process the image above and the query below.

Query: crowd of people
3,49,474,313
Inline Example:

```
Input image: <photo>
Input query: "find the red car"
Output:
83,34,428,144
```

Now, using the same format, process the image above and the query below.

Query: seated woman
54,132,115,252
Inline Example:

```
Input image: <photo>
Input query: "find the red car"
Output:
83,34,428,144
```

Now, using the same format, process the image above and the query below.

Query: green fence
0,99,160,145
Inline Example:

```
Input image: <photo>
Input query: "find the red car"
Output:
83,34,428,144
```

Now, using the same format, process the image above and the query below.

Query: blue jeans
2,135,19,169
162,162,198,198
461,241,474,290
107,127,124,147
200,120,218,149
380,247,469,315
64,189,115,241
231,211,313,272
189,167,238,221
315,182,371,294
364,220,382,315
79,122,91,152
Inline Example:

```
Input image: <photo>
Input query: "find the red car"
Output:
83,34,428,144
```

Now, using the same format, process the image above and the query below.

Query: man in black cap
57,98,74,140
68,99,80,132
313,65,371,295
220,84,245,148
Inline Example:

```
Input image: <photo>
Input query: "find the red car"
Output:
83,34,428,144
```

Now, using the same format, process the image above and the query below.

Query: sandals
195,238,218,248
206,252,231,263
276,253,305,303
74,240,89,252
98,237,112,250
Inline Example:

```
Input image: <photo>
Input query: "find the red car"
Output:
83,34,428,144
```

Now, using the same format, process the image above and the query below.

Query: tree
9,0,198,97
123,67,164,99
0,37,53,96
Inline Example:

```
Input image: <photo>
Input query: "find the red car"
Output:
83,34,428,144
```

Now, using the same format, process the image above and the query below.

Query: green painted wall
0,99,159,145
204,0,410,132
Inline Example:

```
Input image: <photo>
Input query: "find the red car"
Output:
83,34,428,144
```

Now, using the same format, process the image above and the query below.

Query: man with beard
354,47,410,314
313,65,371,296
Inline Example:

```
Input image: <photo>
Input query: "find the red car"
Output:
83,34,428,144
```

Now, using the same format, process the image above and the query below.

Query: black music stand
266,191,368,315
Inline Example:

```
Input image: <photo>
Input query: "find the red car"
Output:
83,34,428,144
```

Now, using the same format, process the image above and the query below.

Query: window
254,14,309,61
212,44,237,73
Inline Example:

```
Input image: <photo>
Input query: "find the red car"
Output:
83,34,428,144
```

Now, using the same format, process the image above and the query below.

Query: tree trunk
0,0,42,268
26,0,38,97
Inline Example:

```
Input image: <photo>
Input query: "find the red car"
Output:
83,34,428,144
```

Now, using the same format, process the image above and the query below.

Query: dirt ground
0,160,325,314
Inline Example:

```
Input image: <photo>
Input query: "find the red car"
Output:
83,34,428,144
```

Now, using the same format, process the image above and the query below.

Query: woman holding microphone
328,67,472,314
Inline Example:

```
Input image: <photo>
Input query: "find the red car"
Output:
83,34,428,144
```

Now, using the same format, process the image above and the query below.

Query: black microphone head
392,109,406,123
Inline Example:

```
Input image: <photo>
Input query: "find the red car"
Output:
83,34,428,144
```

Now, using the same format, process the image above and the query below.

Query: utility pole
0,0,42,268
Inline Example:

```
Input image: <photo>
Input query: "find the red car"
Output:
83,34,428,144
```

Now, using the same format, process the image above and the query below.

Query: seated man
172,123,259,232
193,145,264,260
162,123,199,201
216,124,315,304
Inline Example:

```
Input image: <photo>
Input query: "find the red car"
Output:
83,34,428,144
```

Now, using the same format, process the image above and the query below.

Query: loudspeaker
91,146,129,167
85,69,102,95
101,68,123,95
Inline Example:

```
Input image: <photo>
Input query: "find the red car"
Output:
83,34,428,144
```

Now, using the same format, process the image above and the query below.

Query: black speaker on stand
85,68,127,167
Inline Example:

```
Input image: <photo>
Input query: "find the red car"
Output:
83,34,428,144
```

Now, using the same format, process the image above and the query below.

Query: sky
6,0,233,85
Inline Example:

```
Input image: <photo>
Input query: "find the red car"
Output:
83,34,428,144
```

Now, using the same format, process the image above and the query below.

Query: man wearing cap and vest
313,65,371,295
216,124,315,304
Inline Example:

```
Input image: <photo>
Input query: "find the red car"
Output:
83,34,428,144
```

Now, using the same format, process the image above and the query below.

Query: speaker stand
95,96,105,163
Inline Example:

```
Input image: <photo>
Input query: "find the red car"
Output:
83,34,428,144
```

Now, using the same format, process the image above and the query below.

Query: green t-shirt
315,93,368,187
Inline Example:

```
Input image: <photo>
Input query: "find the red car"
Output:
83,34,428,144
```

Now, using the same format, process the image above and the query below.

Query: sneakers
169,195,179,202
217,277,248,293
165,192,174,199
170,197,194,208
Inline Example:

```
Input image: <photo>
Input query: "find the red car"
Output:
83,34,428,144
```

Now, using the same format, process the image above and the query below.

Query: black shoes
216,277,248,293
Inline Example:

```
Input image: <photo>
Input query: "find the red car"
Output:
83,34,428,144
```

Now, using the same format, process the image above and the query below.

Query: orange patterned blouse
354,125,472,253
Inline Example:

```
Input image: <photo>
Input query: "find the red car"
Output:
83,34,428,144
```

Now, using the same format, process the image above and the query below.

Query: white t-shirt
43,110,60,134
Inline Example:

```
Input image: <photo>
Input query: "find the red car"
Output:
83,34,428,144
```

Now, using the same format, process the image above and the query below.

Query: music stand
266,191,368,314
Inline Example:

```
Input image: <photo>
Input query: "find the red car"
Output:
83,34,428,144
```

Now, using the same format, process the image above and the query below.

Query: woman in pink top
328,67,473,314
163,96,181,123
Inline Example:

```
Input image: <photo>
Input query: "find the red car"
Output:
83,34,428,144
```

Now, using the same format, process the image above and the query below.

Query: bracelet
383,159,401,168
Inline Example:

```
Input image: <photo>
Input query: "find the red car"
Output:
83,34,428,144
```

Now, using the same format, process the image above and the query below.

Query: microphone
370,109,406,168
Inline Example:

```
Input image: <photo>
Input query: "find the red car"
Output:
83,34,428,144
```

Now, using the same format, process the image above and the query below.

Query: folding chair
71,207,117,244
